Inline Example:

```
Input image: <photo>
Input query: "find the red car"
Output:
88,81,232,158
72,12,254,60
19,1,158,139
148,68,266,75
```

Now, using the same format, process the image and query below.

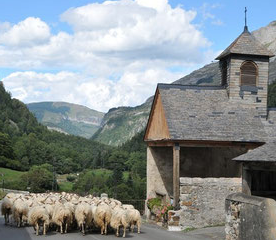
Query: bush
21,164,55,193
66,175,76,182
147,197,162,211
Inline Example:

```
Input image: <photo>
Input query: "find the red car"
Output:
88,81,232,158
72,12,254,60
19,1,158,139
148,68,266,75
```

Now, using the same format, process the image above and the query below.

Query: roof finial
244,7,248,32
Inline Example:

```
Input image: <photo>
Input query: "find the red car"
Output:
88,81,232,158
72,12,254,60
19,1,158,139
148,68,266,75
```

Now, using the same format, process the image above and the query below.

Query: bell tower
216,11,274,118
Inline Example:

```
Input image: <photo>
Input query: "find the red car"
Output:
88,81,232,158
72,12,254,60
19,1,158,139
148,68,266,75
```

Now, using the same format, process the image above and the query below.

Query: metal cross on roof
244,7,248,32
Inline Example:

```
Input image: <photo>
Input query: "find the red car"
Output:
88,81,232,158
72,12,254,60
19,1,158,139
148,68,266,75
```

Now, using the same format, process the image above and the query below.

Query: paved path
0,217,225,240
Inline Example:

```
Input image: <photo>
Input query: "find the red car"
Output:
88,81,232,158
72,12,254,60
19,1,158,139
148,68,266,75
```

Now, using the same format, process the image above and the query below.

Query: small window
240,61,258,86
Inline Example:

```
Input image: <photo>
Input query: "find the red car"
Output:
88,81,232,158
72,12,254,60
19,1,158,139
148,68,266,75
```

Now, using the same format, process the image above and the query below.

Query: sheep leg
137,222,141,234
18,215,22,228
4,214,7,225
43,222,46,235
60,223,63,234
105,221,108,235
82,223,85,236
131,223,134,233
101,225,104,235
65,222,68,234
36,223,39,236
123,226,126,238
116,226,119,237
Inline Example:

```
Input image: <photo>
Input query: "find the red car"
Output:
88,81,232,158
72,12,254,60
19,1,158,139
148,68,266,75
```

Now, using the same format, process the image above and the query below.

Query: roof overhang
145,139,264,148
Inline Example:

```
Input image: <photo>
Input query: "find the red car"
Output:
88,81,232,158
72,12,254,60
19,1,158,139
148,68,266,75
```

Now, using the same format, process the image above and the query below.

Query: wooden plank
242,166,252,195
243,162,276,172
144,89,170,141
146,140,262,149
173,143,180,209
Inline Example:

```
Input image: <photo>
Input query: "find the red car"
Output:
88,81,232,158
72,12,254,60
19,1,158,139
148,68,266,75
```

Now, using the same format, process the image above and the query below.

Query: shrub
66,175,76,182
147,197,162,211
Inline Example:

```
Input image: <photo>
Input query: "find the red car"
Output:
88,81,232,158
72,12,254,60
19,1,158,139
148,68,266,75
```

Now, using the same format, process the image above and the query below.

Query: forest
0,82,146,200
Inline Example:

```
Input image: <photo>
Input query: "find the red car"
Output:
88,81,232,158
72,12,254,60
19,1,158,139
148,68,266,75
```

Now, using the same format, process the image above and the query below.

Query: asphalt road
0,217,225,240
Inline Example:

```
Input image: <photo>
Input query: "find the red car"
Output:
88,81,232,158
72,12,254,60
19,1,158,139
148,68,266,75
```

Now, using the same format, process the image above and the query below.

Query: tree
22,164,54,193
0,132,14,160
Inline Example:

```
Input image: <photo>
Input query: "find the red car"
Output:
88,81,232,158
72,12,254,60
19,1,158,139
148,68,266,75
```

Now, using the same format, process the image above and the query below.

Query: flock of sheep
1,191,141,237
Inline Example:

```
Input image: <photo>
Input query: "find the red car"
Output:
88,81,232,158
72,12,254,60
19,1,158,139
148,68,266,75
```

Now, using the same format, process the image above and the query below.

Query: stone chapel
144,25,276,230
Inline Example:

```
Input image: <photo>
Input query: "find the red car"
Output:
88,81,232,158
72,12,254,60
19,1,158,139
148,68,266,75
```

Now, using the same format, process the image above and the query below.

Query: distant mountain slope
92,21,276,146
91,97,153,146
27,102,104,139
173,62,220,86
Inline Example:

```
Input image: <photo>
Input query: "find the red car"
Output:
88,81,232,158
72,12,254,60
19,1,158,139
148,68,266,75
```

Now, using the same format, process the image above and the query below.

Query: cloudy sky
1,0,276,112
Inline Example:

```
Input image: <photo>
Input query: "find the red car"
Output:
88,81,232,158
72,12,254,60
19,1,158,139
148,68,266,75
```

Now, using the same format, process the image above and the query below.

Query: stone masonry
168,177,242,230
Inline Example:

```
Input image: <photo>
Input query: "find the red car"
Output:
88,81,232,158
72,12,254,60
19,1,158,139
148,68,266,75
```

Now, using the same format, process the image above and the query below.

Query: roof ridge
157,83,226,90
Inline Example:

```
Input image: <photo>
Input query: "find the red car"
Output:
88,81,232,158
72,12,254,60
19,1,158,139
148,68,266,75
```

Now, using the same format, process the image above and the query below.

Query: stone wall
225,200,241,240
225,193,276,240
168,177,242,230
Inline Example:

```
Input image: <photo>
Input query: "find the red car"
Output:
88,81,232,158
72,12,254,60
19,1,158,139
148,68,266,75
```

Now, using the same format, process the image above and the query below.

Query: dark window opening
240,61,258,86
220,60,228,86
251,170,276,200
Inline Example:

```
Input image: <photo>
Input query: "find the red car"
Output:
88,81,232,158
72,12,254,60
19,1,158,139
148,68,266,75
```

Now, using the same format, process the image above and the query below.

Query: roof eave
216,52,275,61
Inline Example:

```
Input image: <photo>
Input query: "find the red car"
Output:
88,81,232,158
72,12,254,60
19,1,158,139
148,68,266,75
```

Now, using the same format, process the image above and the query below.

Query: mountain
27,102,104,139
0,82,111,174
91,97,153,146
92,21,276,146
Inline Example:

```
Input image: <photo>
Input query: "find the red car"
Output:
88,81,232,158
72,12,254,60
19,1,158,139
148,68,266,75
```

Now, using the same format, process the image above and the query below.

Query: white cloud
0,17,50,47
0,0,217,111
2,69,182,112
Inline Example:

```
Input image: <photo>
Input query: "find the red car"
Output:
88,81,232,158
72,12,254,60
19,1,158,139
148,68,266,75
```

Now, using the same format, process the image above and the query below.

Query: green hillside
27,102,104,139
0,167,25,189
0,82,111,174
91,97,152,146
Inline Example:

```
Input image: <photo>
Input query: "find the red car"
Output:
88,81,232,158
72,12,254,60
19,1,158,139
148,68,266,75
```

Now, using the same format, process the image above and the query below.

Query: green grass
58,181,74,192
0,190,6,200
182,227,197,233
0,167,25,184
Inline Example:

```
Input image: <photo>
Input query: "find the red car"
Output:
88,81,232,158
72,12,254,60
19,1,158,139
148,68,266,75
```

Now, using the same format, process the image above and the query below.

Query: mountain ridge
27,101,104,139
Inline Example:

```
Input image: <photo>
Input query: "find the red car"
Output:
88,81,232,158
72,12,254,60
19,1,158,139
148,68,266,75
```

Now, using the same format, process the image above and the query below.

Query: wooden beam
243,162,276,172
242,165,251,195
173,143,180,209
146,140,263,148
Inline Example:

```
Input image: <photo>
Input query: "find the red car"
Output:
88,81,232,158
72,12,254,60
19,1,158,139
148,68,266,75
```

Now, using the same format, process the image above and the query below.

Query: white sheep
110,207,129,238
122,204,135,210
12,197,29,227
93,203,112,235
1,193,18,225
126,209,141,233
52,203,73,234
74,202,93,235
28,206,50,236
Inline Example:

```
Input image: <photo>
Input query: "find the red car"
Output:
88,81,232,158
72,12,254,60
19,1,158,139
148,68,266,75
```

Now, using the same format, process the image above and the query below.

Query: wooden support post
242,164,251,195
173,143,180,209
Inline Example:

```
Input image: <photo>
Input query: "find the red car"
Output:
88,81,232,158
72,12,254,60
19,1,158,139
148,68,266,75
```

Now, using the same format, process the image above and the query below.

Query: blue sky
0,0,275,112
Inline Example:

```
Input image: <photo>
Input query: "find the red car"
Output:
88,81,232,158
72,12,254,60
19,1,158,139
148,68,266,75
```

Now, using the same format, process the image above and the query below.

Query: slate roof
216,28,274,60
158,83,267,142
263,110,276,142
233,142,276,162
